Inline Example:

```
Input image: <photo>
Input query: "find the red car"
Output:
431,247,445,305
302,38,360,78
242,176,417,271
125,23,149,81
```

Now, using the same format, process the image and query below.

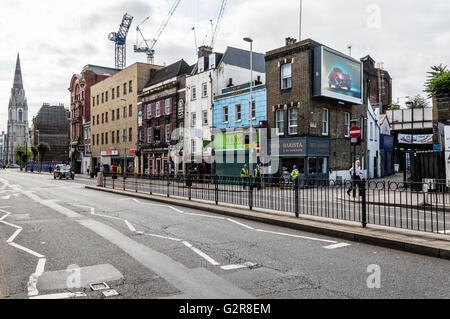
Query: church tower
6,53,29,165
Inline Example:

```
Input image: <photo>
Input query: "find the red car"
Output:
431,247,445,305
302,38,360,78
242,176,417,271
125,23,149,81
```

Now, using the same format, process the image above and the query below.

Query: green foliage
388,103,401,111
14,145,31,166
407,95,429,109
31,145,39,162
37,142,50,162
425,71,450,98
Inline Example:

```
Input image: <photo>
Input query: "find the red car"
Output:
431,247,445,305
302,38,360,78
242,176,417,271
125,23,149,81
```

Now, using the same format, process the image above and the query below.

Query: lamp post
244,37,254,176
120,98,127,179
405,100,414,183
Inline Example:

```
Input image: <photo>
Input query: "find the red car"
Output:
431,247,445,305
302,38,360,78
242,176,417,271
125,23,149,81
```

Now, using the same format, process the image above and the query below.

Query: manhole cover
89,282,110,291
102,289,119,298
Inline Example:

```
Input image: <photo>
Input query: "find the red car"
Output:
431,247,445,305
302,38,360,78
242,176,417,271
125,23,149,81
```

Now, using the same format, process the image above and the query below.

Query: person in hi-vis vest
241,164,249,190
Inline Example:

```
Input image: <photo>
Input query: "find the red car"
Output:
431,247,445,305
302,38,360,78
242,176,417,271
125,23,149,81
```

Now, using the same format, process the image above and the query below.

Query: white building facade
366,101,381,179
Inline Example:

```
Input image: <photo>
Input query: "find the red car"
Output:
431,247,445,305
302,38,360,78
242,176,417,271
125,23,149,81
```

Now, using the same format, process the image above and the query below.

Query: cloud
1,0,449,133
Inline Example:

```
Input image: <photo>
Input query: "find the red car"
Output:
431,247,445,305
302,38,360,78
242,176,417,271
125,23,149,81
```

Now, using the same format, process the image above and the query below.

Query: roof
221,47,265,73
82,64,121,76
380,114,389,125
145,59,191,88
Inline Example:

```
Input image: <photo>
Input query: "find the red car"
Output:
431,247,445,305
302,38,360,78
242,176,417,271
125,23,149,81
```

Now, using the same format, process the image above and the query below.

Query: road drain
89,282,110,291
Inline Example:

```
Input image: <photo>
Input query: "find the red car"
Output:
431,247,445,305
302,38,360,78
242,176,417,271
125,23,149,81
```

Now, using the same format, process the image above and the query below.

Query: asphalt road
0,169,449,299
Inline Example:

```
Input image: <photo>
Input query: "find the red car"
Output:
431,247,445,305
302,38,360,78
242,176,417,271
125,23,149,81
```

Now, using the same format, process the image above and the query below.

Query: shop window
276,109,284,136
288,108,298,135
308,157,328,175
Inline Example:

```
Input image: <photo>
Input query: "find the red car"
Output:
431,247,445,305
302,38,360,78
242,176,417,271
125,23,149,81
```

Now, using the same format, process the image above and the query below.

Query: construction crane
210,0,227,50
134,0,182,64
134,17,153,64
108,13,134,69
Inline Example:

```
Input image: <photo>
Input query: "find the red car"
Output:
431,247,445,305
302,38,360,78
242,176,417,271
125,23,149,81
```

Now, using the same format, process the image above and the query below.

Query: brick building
90,62,162,172
360,55,392,112
138,60,193,176
68,65,119,174
265,38,367,180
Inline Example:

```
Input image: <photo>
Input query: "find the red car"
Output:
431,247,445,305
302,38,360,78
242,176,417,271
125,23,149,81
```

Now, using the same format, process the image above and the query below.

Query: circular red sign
349,126,361,138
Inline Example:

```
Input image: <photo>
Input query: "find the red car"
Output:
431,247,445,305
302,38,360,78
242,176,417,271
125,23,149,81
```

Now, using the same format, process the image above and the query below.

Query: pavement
87,185,450,261
1,169,450,299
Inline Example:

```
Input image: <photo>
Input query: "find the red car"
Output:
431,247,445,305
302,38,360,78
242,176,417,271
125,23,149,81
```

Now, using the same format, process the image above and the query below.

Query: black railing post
361,179,367,228
135,175,138,193
167,174,170,198
123,175,126,191
113,175,115,190
249,176,253,210
295,178,299,218
188,175,192,201
215,176,219,205
103,174,106,188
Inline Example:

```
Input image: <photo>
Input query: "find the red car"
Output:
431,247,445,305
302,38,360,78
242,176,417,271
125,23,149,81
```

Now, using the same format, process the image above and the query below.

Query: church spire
13,53,23,89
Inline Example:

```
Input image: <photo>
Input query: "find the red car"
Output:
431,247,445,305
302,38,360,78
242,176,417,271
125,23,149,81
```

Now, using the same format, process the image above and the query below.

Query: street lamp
120,97,127,179
244,37,254,176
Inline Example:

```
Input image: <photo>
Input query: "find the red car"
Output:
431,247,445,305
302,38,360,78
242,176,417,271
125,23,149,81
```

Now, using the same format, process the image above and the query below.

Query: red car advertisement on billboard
314,46,363,105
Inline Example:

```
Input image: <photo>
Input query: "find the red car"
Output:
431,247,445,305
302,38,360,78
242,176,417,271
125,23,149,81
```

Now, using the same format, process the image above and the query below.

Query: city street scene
0,0,449,309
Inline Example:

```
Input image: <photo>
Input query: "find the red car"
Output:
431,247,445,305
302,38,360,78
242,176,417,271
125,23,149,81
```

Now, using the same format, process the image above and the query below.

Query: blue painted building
213,82,267,176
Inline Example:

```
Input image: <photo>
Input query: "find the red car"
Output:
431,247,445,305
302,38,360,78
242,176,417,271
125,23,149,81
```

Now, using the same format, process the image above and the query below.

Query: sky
0,0,449,133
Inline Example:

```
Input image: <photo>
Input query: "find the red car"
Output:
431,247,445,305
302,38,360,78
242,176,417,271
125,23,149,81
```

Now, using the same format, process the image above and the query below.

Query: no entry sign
349,126,361,139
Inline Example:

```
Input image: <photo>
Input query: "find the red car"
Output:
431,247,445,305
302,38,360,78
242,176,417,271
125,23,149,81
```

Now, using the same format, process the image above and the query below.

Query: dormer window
209,54,216,69
198,57,205,73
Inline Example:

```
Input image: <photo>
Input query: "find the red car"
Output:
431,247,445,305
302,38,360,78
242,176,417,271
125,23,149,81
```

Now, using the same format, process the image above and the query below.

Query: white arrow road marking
74,204,137,233
182,241,220,266
143,233,182,242
0,206,47,297
323,243,352,250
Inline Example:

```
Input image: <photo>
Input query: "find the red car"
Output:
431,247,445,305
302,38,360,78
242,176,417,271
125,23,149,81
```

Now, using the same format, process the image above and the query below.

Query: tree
424,64,450,98
406,94,429,109
31,145,39,162
37,142,50,172
388,103,401,111
14,146,31,168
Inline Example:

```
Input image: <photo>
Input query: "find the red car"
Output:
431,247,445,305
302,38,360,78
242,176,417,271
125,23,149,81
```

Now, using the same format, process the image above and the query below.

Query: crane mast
210,0,227,50
108,13,134,69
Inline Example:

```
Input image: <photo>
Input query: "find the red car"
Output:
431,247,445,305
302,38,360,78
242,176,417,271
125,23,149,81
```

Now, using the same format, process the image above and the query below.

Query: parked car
53,165,75,180
328,67,352,91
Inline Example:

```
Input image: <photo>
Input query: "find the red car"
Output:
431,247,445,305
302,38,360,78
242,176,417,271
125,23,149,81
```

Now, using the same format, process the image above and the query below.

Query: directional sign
349,126,361,139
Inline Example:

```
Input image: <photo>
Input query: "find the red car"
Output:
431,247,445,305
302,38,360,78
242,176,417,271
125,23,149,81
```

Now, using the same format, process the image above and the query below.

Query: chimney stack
285,37,297,46
198,45,213,58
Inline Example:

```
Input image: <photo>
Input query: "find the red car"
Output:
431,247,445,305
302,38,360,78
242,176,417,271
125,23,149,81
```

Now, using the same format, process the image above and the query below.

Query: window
191,139,196,154
93,135,95,146
223,107,229,123
281,63,292,90
202,83,208,98
165,99,170,115
155,101,161,118
129,128,132,142
235,104,242,122
112,110,115,121
129,80,133,93
288,108,298,135
105,112,108,123
147,104,152,119
191,86,197,100
147,128,152,144
276,109,284,135
101,93,104,103
251,101,256,119
92,97,95,107
117,86,120,98
18,110,23,122
112,131,115,144
96,115,99,125
322,108,329,136
123,83,127,95
117,130,120,143
123,106,127,119
116,108,120,120
105,91,108,102
191,112,197,127
92,116,95,125
102,113,104,124
202,111,208,126
97,95,99,105
112,88,115,100
344,112,351,137
123,129,126,142
96,134,99,146
101,133,104,145
129,105,132,118
105,132,108,145
370,121,373,141
165,125,170,142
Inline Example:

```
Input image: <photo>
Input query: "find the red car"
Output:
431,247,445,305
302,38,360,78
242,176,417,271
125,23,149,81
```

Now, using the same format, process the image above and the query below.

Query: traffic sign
349,126,361,139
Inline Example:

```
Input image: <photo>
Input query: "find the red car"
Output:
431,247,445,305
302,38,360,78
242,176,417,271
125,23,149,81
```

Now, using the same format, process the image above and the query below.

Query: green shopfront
275,137,331,180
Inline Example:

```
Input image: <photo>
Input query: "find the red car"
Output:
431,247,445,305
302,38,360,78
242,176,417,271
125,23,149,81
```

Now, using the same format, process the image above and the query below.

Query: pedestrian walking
291,165,299,190
347,160,364,197
241,164,249,190
254,164,262,191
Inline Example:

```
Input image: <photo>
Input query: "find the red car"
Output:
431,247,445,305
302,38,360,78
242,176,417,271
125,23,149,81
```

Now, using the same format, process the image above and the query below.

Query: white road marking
0,211,11,221
144,233,182,242
124,220,137,232
1,195,10,200
182,241,220,266
323,243,352,250
30,292,86,300
255,229,337,244
220,262,257,271
7,228,23,243
8,242,45,258
227,219,255,230
438,230,450,234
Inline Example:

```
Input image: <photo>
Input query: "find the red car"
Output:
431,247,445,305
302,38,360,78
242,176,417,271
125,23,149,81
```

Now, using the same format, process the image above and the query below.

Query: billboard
314,46,363,104
398,134,433,145
214,132,244,151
